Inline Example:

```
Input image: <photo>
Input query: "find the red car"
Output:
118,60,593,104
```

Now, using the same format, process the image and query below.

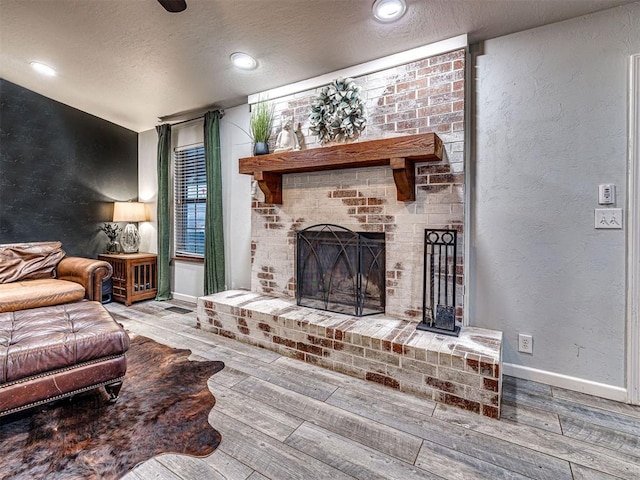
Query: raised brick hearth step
197,290,503,418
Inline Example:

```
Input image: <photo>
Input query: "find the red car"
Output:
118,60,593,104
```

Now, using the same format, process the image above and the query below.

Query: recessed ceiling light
230,52,257,70
372,0,407,22
30,61,57,76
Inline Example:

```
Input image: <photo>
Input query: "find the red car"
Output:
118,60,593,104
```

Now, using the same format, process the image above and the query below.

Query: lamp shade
113,202,148,222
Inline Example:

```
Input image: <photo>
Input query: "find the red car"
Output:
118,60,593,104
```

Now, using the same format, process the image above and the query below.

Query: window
174,145,206,258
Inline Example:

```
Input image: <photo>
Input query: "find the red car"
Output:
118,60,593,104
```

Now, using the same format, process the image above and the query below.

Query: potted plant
250,99,275,155
100,222,122,253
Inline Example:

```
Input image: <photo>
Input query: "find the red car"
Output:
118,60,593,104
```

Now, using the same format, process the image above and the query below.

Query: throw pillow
0,242,65,283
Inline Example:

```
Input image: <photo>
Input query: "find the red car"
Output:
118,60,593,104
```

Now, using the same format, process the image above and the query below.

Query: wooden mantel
239,132,443,204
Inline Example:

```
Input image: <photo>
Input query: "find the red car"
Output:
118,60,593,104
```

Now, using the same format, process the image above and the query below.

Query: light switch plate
595,208,623,229
598,184,616,204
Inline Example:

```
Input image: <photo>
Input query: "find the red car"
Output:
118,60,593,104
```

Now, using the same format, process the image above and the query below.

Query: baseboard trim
503,362,627,402
171,292,198,304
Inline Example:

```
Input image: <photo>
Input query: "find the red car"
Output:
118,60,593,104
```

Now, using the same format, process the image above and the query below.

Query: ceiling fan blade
157,0,187,13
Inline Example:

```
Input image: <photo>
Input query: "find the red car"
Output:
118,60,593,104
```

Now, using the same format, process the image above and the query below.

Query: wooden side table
98,253,158,306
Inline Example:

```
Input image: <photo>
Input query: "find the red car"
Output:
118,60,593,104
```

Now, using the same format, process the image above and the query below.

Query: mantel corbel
390,157,416,202
254,171,283,205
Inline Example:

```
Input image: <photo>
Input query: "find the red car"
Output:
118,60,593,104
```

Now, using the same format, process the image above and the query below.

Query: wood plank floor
107,299,640,480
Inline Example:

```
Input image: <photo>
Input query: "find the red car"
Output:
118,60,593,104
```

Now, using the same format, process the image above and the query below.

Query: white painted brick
464,386,500,406
446,151,464,164
451,204,464,216
249,51,467,326
400,382,436,401
329,350,355,365
438,131,464,143
359,187,389,198
427,193,463,205
292,174,310,185
450,162,464,173
333,171,359,181
355,167,387,181
415,203,453,215
197,291,501,417
426,213,456,225
450,141,465,152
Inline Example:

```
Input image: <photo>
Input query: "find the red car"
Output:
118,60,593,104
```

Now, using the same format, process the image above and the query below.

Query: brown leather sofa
0,242,130,416
0,241,112,312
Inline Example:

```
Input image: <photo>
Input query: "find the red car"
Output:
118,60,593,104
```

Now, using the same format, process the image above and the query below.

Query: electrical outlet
594,208,623,229
518,334,533,354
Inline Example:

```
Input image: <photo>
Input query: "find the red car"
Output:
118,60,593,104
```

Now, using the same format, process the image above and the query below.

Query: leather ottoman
0,301,130,416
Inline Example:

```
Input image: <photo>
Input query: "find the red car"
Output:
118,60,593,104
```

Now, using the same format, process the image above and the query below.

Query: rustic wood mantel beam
239,132,443,204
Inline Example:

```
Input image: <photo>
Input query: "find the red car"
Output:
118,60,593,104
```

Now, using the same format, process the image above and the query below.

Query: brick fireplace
197,48,503,417
245,132,452,323
198,134,503,417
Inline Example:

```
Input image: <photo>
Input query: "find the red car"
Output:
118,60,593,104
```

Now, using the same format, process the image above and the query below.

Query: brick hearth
197,290,503,418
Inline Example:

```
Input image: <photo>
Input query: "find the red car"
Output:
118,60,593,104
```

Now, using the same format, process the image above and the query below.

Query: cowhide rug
0,335,224,480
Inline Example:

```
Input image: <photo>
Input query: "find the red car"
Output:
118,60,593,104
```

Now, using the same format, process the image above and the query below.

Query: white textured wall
137,104,252,300
471,3,640,387
170,120,205,299
138,128,158,254
220,104,252,290
139,125,207,298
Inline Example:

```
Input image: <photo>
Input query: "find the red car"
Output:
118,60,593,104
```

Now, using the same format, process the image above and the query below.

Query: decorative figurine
294,122,306,150
274,115,300,152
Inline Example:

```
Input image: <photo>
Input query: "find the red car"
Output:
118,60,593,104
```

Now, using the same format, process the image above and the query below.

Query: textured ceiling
0,0,636,132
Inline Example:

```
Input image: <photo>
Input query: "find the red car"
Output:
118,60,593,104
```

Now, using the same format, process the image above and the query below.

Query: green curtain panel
156,123,172,300
203,111,226,295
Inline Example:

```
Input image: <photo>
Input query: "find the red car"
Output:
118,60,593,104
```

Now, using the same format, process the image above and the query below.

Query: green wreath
309,77,366,144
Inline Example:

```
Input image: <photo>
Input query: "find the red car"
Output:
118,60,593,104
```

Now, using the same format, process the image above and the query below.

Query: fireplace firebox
296,224,385,316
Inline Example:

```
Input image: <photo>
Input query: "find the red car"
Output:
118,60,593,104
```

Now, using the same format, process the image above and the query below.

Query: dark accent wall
0,79,138,257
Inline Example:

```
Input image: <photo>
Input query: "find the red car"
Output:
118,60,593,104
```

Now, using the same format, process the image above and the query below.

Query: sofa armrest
57,257,113,301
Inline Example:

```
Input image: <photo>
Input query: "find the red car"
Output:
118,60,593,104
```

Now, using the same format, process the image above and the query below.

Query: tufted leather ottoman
0,301,129,416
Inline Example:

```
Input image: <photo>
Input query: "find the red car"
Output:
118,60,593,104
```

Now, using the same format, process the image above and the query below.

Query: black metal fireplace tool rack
417,229,460,336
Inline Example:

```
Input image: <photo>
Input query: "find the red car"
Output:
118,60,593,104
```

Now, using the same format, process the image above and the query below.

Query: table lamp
113,202,148,253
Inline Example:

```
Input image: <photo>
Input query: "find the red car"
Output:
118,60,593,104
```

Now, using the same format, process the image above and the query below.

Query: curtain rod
159,109,225,126
169,115,204,126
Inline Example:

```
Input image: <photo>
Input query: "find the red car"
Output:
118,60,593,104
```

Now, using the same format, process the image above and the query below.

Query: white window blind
174,145,206,257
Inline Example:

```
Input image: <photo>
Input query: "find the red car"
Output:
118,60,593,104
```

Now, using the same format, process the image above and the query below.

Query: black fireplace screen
418,229,460,336
296,224,385,316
